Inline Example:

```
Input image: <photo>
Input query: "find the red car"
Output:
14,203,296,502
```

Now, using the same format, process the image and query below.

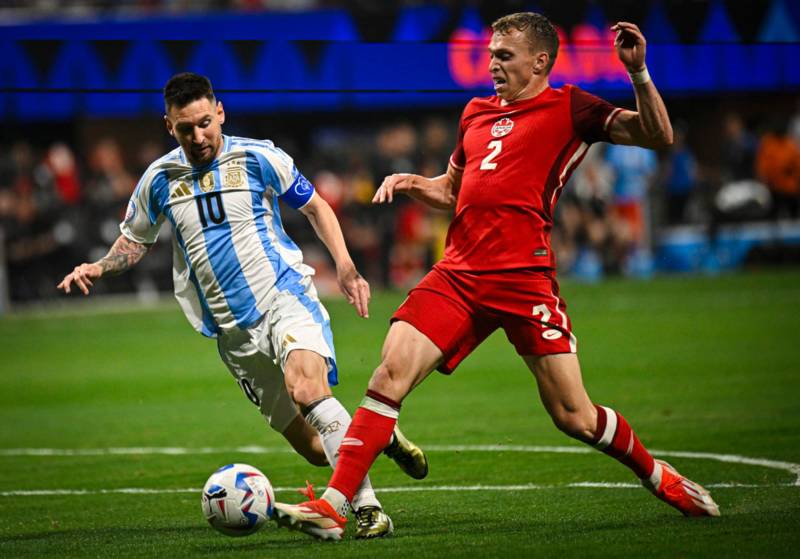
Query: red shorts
392,265,577,374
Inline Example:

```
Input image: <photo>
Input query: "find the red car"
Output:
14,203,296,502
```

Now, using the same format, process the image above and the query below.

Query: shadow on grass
0,524,338,554
0,525,209,545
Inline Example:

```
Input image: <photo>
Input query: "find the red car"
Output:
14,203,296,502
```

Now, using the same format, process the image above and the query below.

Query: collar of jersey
497,85,552,108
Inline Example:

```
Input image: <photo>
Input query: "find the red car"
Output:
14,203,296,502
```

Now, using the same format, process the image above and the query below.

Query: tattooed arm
57,235,151,295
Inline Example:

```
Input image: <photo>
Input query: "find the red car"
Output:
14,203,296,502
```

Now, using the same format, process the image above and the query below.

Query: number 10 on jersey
481,140,502,170
196,192,226,228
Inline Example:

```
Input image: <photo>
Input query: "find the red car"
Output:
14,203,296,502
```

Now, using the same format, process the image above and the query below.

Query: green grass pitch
1,269,799,558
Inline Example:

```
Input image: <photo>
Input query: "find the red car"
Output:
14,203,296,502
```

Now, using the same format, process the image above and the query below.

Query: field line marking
0,481,794,498
2,444,798,485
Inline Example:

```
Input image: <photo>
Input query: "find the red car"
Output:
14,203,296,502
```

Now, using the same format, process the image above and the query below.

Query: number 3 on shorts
532,304,563,340
481,140,502,170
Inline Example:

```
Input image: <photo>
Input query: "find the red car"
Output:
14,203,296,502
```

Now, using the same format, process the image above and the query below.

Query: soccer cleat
354,506,394,539
273,485,347,541
644,460,720,517
383,425,429,480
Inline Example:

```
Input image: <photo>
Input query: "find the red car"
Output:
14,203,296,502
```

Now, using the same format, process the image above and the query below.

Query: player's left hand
373,173,415,204
337,264,370,318
611,22,646,72
57,262,103,295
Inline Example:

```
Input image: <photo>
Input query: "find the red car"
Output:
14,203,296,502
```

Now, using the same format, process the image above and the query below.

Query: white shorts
216,275,338,433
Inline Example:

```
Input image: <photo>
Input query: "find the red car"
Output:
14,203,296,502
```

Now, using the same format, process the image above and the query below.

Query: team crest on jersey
225,168,244,188
491,117,514,138
200,171,215,192
124,200,137,222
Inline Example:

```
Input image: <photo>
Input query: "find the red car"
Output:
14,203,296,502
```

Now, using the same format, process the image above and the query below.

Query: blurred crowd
2,104,800,304
555,107,800,279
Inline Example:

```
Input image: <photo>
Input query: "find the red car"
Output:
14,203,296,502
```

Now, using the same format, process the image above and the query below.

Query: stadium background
1,2,799,557
1,0,799,308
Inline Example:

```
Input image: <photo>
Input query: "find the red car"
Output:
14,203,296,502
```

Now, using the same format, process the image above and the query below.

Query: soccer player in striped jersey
273,14,719,539
57,72,428,539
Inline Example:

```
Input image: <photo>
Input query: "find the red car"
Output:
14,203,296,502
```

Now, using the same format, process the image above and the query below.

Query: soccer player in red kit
274,12,719,540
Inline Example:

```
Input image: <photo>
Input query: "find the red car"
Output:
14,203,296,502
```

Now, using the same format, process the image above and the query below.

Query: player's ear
533,51,549,74
164,114,175,137
217,101,225,126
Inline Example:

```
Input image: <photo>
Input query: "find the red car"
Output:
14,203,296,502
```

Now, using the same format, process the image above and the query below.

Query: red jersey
443,85,623,271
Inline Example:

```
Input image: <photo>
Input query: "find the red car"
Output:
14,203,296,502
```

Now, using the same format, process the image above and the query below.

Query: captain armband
280,173,315,209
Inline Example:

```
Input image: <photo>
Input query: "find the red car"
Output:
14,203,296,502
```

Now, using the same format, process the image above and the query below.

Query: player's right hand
373,173,415,204
336,264,371,319
57,263,103,295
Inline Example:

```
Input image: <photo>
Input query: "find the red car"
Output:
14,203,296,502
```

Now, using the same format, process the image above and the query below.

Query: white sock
321,487,349,517
304,397,381,511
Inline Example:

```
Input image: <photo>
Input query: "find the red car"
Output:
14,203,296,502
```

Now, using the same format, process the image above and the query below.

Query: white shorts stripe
550,288,577,352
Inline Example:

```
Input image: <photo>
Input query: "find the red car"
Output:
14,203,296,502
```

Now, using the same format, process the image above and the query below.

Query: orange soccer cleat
644,459,720,517
273,484,348,541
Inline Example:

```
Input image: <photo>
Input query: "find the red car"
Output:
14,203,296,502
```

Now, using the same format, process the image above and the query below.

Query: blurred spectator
661,123,698,225
45,143,82,206
556,144,621,279
371,122,420,288
789,98,800,147
86,138,136,221
721,113,757,182
0,142,73,301
756,118,800,220
419,118,452,174
605,143,658,276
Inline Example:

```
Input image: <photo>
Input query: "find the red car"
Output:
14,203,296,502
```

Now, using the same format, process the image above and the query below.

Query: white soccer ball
201,463,275,537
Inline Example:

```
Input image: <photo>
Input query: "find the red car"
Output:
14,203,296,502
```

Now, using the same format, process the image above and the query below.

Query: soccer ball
201,463,275,537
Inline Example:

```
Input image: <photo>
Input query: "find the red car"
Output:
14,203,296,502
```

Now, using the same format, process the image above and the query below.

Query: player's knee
550,407,594,441
286,380,328,409
283,352,329,407
368,360,410,401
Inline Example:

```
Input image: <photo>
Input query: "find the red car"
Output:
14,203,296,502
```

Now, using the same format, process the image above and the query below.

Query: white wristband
628,66,651,85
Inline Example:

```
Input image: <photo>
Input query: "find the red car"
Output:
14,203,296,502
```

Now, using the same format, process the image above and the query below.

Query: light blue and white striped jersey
120,135,321,337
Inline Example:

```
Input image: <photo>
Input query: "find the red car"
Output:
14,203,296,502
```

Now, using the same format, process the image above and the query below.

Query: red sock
328,391,399,501
592,404,655,479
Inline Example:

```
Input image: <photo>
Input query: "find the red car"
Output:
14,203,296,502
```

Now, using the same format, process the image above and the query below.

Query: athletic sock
303,397,380,511
591,404,655,480
323,390,400,515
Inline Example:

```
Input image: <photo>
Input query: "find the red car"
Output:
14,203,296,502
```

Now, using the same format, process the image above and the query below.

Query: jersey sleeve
449,107,468,171
570,86,624,145
119,166,166,244
254,143,315,209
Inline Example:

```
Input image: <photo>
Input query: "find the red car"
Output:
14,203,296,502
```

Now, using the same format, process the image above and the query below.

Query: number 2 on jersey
480,140,502,170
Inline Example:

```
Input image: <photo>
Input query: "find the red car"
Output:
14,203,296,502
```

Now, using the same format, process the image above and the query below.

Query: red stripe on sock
594,407,655,479
328,406,396,501
591,404,607,445
366,389,402,411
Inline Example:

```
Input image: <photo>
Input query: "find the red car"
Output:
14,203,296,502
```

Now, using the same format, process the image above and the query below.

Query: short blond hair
491,12,559,74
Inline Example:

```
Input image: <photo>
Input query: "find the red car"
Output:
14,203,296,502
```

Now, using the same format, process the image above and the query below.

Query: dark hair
163,72,215,112
491,12,559,74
